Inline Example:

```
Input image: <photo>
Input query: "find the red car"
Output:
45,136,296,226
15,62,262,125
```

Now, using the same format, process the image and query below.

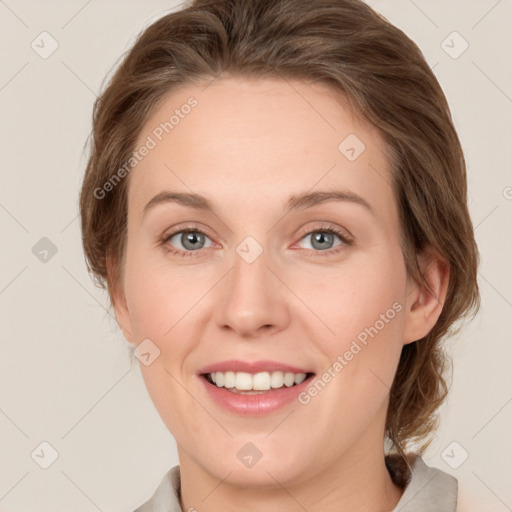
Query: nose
213,246,290,339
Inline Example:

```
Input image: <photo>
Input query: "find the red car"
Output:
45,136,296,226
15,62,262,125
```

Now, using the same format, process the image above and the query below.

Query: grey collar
133,456,457,512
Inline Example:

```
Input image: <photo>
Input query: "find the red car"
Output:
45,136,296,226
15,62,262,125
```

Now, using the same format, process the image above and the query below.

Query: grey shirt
132,456,457,511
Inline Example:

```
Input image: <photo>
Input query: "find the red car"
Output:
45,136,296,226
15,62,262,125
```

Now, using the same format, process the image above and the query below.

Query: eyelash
160,224,353,258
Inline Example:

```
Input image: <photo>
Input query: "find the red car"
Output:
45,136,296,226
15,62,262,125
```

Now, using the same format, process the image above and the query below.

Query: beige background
1,0,511,510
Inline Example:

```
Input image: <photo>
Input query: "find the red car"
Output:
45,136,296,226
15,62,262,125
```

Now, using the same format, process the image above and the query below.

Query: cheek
291,248,407,346
308,252,406,408
294,248,407,406
139,361,210,449
123,244,208,341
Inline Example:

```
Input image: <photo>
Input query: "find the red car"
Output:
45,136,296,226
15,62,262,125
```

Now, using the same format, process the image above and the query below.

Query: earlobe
107,254,134,345
113,293,134,345
402,246,450,345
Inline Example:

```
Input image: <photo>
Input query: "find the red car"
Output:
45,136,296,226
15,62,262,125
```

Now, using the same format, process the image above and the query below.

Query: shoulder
390,455,458,512
131,465,182,512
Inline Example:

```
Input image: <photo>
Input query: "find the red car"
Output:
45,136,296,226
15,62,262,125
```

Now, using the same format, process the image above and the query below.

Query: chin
194,436,311,488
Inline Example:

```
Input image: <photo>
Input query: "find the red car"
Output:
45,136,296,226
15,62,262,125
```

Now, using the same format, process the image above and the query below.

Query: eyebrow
142,189,375,217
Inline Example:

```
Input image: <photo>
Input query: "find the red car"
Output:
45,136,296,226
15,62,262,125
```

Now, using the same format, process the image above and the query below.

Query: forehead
128,77,395,221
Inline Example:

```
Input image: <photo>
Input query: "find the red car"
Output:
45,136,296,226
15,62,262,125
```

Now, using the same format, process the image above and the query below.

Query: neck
178,433,404,512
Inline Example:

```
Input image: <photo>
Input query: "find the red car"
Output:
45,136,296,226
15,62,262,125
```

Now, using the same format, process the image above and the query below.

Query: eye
163,229,214,255
161,224,352,257
296,226,352,254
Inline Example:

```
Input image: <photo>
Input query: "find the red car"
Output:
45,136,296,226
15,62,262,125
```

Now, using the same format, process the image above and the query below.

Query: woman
79,0,480,510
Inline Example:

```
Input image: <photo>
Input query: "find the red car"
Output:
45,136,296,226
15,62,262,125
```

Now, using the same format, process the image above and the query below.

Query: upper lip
198,359,313,375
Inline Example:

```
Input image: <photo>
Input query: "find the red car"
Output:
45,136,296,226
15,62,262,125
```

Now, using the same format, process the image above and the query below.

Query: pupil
183,232,203,250
312,232,332,250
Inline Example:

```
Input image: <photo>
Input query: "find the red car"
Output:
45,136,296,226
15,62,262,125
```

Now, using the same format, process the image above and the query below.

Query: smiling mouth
203,371,315,394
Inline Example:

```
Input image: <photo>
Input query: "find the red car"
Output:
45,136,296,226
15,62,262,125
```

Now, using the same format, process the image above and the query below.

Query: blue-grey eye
300,230,343,251
168,231,212,251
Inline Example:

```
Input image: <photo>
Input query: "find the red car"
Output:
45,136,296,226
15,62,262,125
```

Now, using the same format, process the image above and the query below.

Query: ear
402,245,450,345
107,253,135,345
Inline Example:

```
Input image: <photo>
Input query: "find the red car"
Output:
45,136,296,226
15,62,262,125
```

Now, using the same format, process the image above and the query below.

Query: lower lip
199,375,313,416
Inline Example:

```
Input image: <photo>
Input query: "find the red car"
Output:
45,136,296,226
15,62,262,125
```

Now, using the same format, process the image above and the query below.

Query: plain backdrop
1,0,511,510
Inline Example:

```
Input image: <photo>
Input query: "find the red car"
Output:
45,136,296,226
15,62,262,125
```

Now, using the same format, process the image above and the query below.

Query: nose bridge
213,238,289,337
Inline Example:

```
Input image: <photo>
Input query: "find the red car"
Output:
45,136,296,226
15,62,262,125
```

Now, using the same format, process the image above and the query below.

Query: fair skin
112,77,449,512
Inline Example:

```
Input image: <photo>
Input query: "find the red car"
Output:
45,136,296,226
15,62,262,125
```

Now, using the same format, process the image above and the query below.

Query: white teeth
207,371,308,391
294,373,307,385
224,371,236,388
253,372,271,391
284,372,295,387
235,372,253,390
270,371,284,388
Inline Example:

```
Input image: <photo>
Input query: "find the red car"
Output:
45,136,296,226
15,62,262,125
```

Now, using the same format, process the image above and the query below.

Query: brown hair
79,0,480,476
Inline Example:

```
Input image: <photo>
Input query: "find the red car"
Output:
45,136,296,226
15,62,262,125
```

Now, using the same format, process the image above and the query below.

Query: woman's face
114,77,422,487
